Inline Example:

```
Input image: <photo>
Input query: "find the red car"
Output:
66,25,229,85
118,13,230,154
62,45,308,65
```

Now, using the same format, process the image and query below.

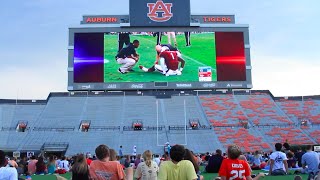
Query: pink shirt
28,160,38,174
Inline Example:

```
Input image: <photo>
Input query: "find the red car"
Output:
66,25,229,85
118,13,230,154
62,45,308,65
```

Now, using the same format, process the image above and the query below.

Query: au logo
147,0,173,22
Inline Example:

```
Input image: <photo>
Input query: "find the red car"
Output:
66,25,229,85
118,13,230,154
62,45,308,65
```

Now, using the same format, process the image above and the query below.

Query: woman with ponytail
184,149,203,180
71,154,90,180
134,150,158,180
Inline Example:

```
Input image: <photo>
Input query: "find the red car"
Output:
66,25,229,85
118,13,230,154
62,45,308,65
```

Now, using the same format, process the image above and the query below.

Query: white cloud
0,64,66,99
0,0,319,99
252,55,320,97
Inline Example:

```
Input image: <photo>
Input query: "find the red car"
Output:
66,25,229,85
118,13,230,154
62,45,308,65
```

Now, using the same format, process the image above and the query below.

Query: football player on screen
154,44,179,63
115,40,140,74
166,32,177,46
139,47,185,76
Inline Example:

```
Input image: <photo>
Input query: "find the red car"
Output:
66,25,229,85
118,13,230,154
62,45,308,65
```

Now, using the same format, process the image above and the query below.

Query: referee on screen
153,32,162,45
118,32,130,52
184,32,191,47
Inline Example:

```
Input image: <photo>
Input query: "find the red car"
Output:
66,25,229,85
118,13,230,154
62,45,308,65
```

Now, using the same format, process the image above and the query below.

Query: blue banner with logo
129,0,190,26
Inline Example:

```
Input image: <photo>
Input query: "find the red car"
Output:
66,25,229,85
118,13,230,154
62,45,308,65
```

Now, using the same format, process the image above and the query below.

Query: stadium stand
162,96,210,127
0,105,16,128
168,130,224,152
11,104,45,127
300,125,320,144
276,98,320,125
199,94,248,127
117,131,167,155
85,96,124,127
19,131,72,152
0,103,45,151
67,131,121,155
309,129,320,143
0,131,10,149
276,99,304,123
121,96,161,127
35,97,86,128
257,126,315,145
213,127,271,152
235,93,294,125
0,90,319,155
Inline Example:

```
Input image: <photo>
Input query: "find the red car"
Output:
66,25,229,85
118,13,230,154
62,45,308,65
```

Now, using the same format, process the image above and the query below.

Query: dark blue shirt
162,44,178,51
116,43,136,58
157,44,178,55
205,155,224,173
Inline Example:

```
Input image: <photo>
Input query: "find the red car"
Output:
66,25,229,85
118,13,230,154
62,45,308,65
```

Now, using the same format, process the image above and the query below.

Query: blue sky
0,0,319,99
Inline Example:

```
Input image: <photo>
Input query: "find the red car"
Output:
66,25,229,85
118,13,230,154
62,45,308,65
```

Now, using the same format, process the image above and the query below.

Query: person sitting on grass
184,148,203,180
58,156,70,172
134,154,142,169
287,152,297,168
259,159,268,170
134,150,158,180
158,144,198,180
18,156,28,175
0,150,18,180
283,142,291,154
86,154,93,166
301,145,320,180
8,157,18,168
72,154,90,180
109,149,118,162
251,151,263,170
218,145,265,180
293,175,303,180
205,149,224,173
27,155,38,175
153,154,161,166
238,154,252,172
35,157,47,175
89,144,127,180
47,155,57,174
294,147,304,167
269,143,289,176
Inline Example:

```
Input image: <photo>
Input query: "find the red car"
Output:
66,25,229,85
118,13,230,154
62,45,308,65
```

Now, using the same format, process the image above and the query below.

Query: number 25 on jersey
230,170,245,180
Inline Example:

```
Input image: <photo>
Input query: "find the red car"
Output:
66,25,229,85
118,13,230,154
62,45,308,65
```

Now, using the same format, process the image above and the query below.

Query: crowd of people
0,142,319,180
204,143,320,180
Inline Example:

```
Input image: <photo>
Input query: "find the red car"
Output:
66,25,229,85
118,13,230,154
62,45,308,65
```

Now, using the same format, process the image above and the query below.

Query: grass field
104,32,217,82
23,169,307,180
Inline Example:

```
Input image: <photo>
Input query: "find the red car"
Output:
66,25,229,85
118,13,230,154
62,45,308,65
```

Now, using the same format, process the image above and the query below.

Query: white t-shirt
154,157,161,166
0,167,18,180
269,151,288,171
134,161,159,180
132,147,137,156
56,159,61,166
59,160,70,171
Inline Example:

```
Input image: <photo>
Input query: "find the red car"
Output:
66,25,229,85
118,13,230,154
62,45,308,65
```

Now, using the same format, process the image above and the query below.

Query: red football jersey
218,159,251,180
160,51,179,70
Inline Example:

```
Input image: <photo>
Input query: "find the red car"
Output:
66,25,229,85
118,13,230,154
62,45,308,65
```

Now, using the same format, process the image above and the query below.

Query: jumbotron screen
73,32,246,84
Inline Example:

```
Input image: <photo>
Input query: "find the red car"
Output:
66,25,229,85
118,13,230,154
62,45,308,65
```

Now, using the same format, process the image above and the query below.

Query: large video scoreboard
68,0,252,91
